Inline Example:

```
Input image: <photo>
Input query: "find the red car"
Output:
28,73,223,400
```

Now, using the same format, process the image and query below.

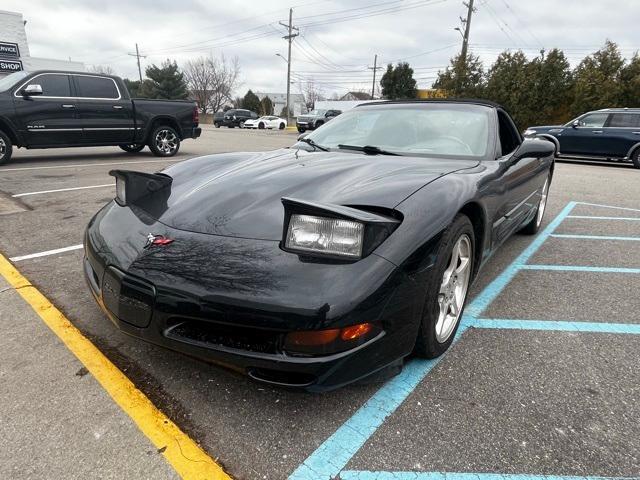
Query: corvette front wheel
414,214,474,358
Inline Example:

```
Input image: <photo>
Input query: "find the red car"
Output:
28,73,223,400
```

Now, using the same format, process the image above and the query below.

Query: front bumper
84,203,424,391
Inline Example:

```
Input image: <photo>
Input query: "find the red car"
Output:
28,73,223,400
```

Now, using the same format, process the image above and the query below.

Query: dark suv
296,109,342,133
525,108,640,168
223,109,258,128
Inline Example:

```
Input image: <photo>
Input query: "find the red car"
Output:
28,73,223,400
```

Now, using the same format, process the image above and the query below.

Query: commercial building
255,92,306,117
0,10,84,78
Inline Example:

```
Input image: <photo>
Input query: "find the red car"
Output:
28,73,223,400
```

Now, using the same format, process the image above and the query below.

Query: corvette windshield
305,104,491,158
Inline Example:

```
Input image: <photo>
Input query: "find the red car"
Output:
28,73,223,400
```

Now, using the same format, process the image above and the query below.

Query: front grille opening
165,319,281,354
248,368,316,387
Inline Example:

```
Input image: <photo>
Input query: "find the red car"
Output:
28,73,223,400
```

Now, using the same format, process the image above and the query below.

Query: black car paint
526,108,640,165
222,109,258,128
84,101,554,391
0,70,201,151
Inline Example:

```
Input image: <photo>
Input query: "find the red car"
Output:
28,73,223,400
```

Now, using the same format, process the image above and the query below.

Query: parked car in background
213,111,225,128
0,70,201,164
525,108,640,169
244,115,287,130
296,108,341,133
223,109,258,128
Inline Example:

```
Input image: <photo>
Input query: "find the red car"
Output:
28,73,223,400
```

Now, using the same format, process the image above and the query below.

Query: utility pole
279,9,298,124
128,43,146,83
455,0,475,92
368,54,382,99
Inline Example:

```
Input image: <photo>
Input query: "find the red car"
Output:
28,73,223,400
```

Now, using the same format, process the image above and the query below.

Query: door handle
633,132,640,135
592,130,604,134
113,105,123,109
61,104,75,108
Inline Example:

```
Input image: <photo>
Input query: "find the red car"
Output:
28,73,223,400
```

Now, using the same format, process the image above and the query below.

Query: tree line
381,41,640,129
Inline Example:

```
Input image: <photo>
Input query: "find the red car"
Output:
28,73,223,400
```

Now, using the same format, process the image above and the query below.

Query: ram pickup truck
0,70,201,164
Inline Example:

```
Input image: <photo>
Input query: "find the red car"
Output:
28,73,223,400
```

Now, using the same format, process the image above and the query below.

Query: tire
279,123,286,130
214,122,221,128
119,144,145,153
414,214,475,359
297,127,306,133
239,121,245,129
520,173,551,235
632,149,640,169
314,120,324,129
258,122,265,129
148,125,180,157
0,130,13,165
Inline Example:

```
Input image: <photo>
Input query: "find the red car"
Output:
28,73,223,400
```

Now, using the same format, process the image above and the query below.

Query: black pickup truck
0,70,201,164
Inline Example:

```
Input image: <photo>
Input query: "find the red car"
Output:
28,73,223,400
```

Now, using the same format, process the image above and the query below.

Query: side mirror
297,132,309,141
511,138,555,163
572,120,580,128
22,84,43,97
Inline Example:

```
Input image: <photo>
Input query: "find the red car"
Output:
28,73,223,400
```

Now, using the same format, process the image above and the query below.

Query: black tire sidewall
119,144,145,153
148,126,180,157
0,130,12,165
258,122,265,129
297,127,306,133
279,123,285,130
414,214,475,358
632,149,640,169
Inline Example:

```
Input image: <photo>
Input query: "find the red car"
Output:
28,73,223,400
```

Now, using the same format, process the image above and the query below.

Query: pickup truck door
556,112,610,155
12,73,82,146
71,74,135,144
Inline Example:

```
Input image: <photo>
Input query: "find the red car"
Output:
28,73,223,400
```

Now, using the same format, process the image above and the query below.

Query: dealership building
0,10,84,78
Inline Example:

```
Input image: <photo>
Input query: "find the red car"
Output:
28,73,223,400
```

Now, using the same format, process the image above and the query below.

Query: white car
244,116,288,130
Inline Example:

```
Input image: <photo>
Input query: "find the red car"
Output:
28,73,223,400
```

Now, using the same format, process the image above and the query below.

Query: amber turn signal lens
285,328,340,347
340,323,373,341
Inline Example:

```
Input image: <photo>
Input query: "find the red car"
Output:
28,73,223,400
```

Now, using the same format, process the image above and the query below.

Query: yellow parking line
0,253,231,480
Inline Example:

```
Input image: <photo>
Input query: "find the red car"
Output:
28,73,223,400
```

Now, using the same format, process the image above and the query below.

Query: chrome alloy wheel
435,234,472,343
155,129,178,155
536,177,550,228
0,137,5,159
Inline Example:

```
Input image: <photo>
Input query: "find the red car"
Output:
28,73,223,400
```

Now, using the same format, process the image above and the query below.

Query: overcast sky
5,0,640,97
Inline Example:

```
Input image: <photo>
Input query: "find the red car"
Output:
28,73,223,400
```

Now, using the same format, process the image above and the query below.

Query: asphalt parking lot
1,126,638,480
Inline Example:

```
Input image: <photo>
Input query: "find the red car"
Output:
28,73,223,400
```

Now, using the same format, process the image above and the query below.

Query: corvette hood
150,149,477,240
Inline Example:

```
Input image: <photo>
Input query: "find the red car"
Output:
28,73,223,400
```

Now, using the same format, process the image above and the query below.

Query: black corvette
84,100,555,391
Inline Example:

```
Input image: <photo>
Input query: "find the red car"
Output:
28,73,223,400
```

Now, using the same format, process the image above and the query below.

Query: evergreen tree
571,40,625,115
619,53,640,107
380,62,417,99
123,78,141,98
529,49,574,125
242,90,261,113
260,96,274,116
433,53,485,97
139,60,189,100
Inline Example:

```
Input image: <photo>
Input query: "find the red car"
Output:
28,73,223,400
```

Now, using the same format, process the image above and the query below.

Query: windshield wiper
298,137,329,152
337,144,400,156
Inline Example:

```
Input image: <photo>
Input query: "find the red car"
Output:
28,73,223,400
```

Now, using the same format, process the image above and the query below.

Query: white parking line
12,184,115,198
0,158,177,172
9,244,84,262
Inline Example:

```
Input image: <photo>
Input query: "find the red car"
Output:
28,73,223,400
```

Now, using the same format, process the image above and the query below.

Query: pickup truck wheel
149,126,180,157
0,131,13,165
632,149,640,169
119,144,145,153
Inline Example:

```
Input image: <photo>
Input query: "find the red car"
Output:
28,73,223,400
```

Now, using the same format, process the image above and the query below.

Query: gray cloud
5,0,640,96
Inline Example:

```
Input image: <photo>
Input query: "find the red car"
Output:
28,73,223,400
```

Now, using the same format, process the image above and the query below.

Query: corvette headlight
285,214,364,258
523,129,537,136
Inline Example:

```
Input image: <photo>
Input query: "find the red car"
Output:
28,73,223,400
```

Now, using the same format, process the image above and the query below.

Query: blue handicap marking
290,201,640,480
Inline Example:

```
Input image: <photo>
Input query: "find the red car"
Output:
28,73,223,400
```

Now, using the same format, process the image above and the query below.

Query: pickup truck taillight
192,107,199,125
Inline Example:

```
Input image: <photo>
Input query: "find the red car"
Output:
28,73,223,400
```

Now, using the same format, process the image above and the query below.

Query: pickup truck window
75,75,120,99
32,74,72,97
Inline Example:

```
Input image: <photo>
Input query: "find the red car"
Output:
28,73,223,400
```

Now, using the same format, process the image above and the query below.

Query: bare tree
88,65,115,75
300,80,323,111
184,56,215,114
209,54,242,113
